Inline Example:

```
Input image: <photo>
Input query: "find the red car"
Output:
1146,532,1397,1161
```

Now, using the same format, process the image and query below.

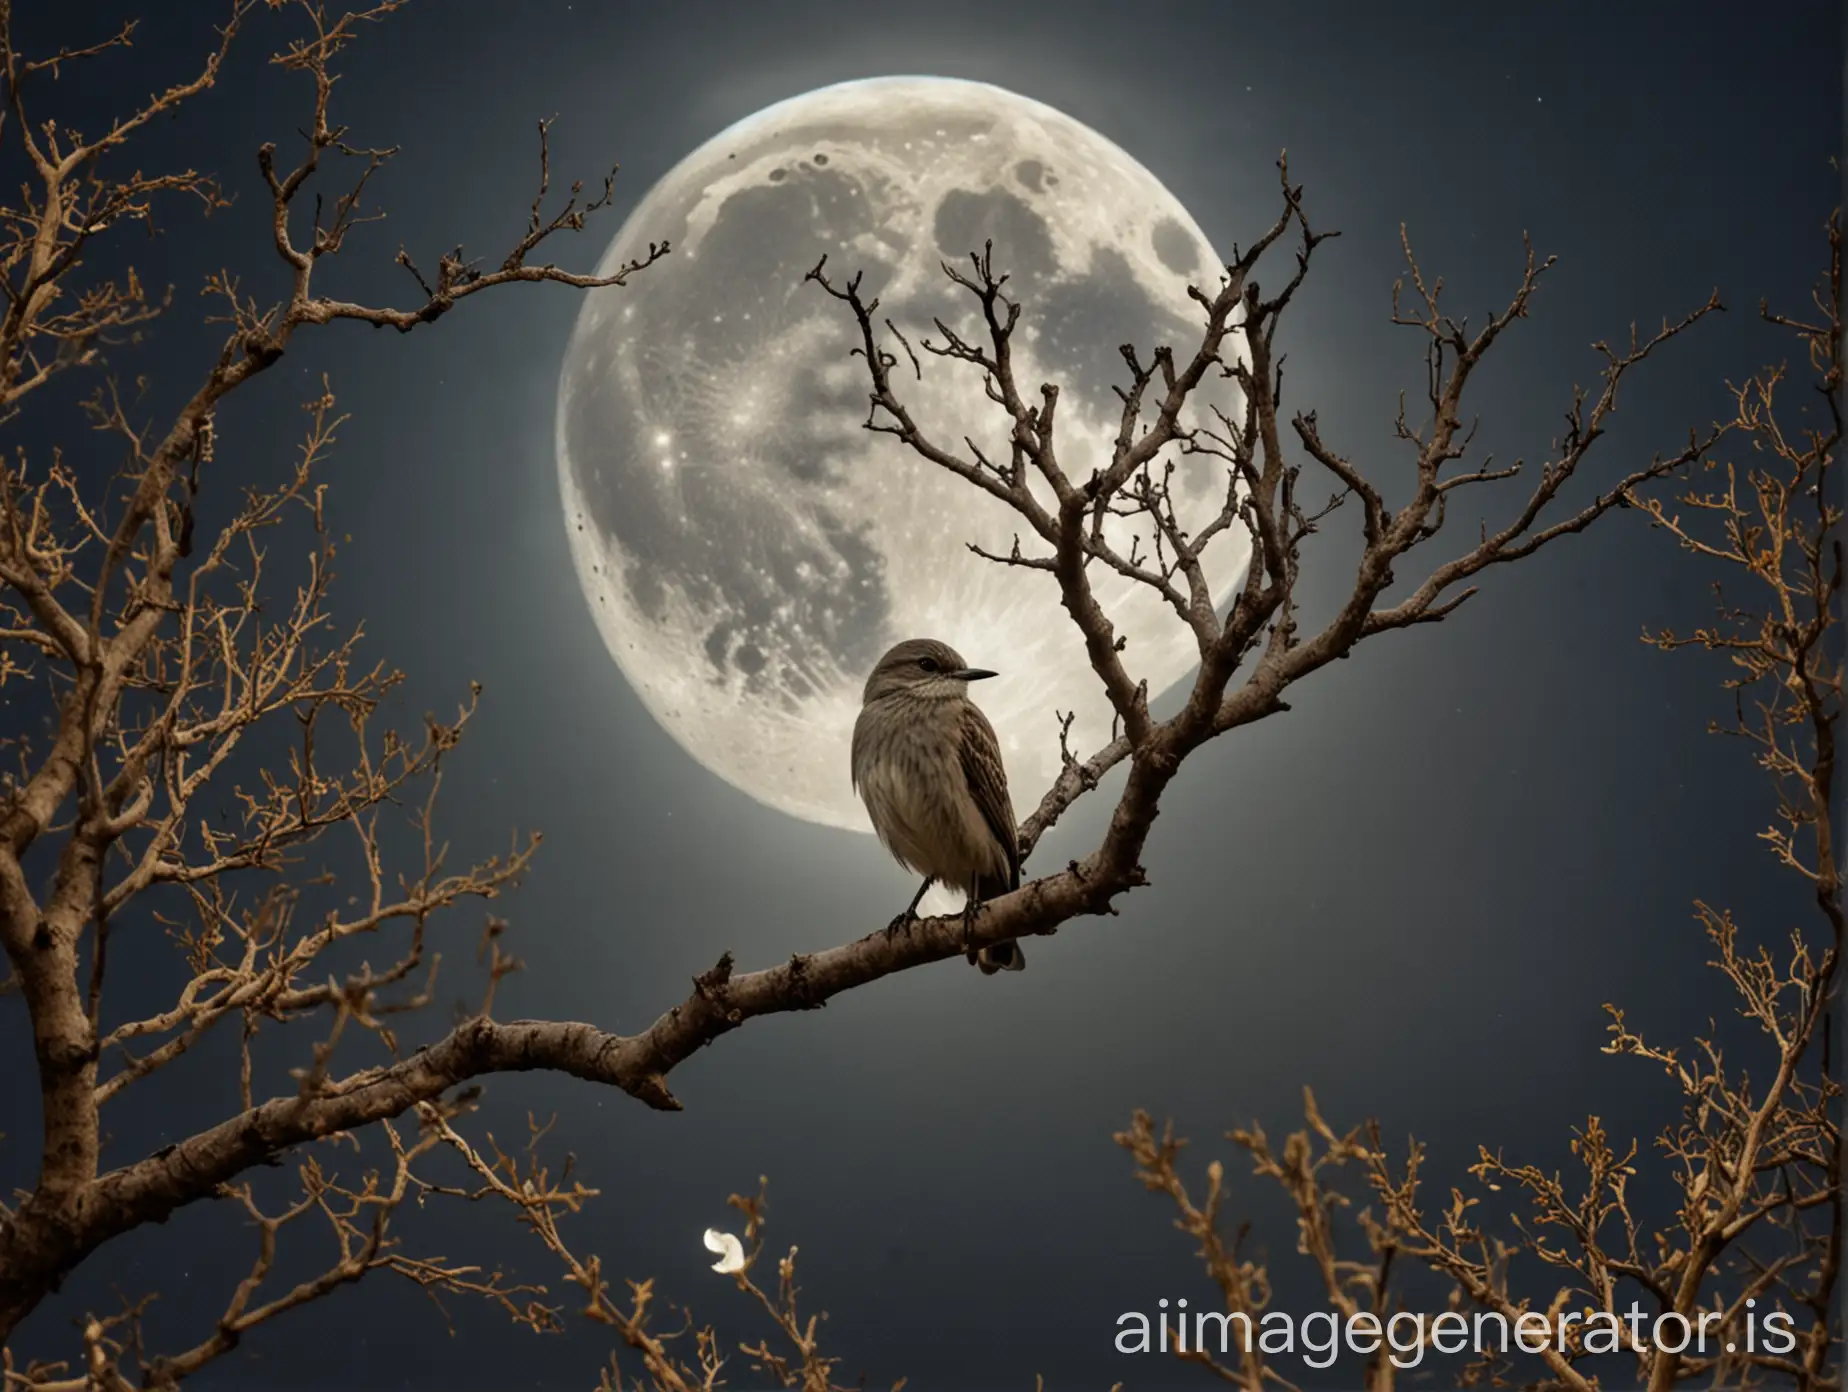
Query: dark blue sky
1,2,1839,1388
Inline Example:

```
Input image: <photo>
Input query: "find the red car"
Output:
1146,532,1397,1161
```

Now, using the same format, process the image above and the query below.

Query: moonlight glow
558,77,1248,830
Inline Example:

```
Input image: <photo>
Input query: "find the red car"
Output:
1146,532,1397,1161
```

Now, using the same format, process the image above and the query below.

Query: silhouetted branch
1118,211,1842,1392
0,7,1755,1384
0,0,661,1366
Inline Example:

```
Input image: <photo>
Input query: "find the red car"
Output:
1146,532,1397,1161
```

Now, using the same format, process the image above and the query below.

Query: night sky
2,2,1839,1388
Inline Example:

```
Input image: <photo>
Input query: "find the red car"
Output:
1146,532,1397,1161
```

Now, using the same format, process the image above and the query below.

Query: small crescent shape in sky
704,1227,746,1274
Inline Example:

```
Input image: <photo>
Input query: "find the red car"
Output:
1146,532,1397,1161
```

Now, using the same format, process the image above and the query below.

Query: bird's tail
977,939,1025,974
971,868,1024,974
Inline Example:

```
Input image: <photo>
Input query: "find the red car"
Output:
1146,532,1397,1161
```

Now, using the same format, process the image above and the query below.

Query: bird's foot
884,910,916,939
962,900,980,965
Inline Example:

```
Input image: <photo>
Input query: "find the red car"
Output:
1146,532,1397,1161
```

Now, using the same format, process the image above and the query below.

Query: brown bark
0,4,1739,1379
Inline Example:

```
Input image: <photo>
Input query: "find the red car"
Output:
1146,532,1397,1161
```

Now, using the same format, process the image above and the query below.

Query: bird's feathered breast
851,692,1017,897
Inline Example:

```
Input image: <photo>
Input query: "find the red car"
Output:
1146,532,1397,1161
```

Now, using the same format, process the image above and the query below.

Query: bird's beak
952,667,998,682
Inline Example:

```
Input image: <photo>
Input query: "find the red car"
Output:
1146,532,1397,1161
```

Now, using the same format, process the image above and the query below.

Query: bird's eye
917,657,939,673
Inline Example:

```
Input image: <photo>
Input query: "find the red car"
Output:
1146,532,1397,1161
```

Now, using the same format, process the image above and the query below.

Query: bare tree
0,0,675,1376
1120,215,1843,1392
411,1127,907,1392
0,1,1736,1384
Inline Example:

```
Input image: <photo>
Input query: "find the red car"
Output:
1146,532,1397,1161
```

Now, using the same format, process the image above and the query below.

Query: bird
851,637,1025,975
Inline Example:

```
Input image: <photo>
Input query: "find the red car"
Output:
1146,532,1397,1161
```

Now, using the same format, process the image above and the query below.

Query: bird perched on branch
851,637,1025,974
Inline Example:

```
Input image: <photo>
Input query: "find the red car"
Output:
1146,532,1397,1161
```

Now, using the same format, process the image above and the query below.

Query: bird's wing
959,703,1020,892
849,709,867,793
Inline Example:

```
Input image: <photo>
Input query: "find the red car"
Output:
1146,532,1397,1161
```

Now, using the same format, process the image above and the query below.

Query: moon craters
557,77,1246,829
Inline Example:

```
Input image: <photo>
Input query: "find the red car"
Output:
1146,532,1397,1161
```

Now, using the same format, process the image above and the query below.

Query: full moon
558,77,1247,831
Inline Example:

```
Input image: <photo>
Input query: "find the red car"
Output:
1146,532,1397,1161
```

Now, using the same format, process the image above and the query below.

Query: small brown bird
851,637,1025,974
